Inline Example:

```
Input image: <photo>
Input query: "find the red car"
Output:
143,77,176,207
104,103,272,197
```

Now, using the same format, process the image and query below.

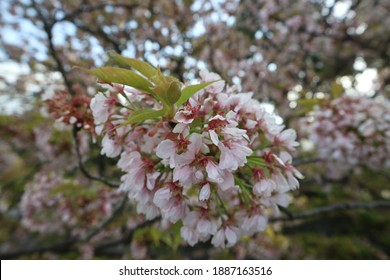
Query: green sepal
247,156,267,168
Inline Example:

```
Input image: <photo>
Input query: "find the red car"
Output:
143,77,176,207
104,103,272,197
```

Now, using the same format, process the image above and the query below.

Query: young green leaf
296,98,324,115
120,108,165,126
176,80,219,106
107,51,158,79
78,66,156,96
330,81,344,98
296,98,323,108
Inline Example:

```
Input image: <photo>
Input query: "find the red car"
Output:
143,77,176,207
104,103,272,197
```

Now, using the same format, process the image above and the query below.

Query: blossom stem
235,176,252,206
213,189,228,215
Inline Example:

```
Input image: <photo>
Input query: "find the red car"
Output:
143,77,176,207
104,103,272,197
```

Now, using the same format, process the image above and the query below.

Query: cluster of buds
304,95,390,179
44,88,95,135
20,173,123,237
88,53,302,247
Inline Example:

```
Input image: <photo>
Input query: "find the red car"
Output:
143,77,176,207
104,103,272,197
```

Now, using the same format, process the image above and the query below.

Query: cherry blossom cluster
303,95,390,179
45,89,95,135
90,71,302,247
20,173,123,237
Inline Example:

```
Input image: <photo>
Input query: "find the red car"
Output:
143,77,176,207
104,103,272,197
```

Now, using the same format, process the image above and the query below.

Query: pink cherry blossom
153,183,186,223
274,129,300,151
211,225,240,248
100,134,122,158
200,70,225,93
93,70,302,248
303,95,390,179
199,183,211,201
205,160,224,184
90,92,109,125
242,212,268,235
156,139,177,168
218,140,252,171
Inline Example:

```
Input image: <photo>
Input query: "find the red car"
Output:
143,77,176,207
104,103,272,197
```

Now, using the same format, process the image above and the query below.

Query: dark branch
73,128,120,188
31,0,75,96
292,157,322,166
270,200,390,222
0,215,160,259
59,3,138,23
95,216,161,253
82,194,129,242
73,22,123,53
0,239,76,259
2,199,389,259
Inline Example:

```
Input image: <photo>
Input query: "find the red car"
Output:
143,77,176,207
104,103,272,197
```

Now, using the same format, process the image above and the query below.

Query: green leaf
176,80,219,106
331,81,344,98
148,228,162,246
107,51,158,79
247,156,267,168
160,222,182,251
189,117,203,131
120,108,165,126
296,98,324,115
77,66,155,96
296,98,322,107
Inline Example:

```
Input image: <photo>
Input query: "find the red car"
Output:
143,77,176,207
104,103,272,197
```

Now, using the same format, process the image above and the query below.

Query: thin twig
0,239,77,259
0,215,160,259
73,128,120,188
95,216,161,252
73,22,123,53
292,157,322,166
270,200,390,222
380,171,390,181
31,0,75,96
59,3,139,23
81,194,129,242
0,193,129,259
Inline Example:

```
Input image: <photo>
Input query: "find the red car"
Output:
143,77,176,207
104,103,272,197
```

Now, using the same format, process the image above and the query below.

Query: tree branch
81,193,129,242
94,216,161,254
292,157,322,166
72,22,123,54
59,3,139,23
2,199,389,258
31,0,75,96
0,239,76,259
0,214,160,259
73,128,120,188
270,200,390,222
